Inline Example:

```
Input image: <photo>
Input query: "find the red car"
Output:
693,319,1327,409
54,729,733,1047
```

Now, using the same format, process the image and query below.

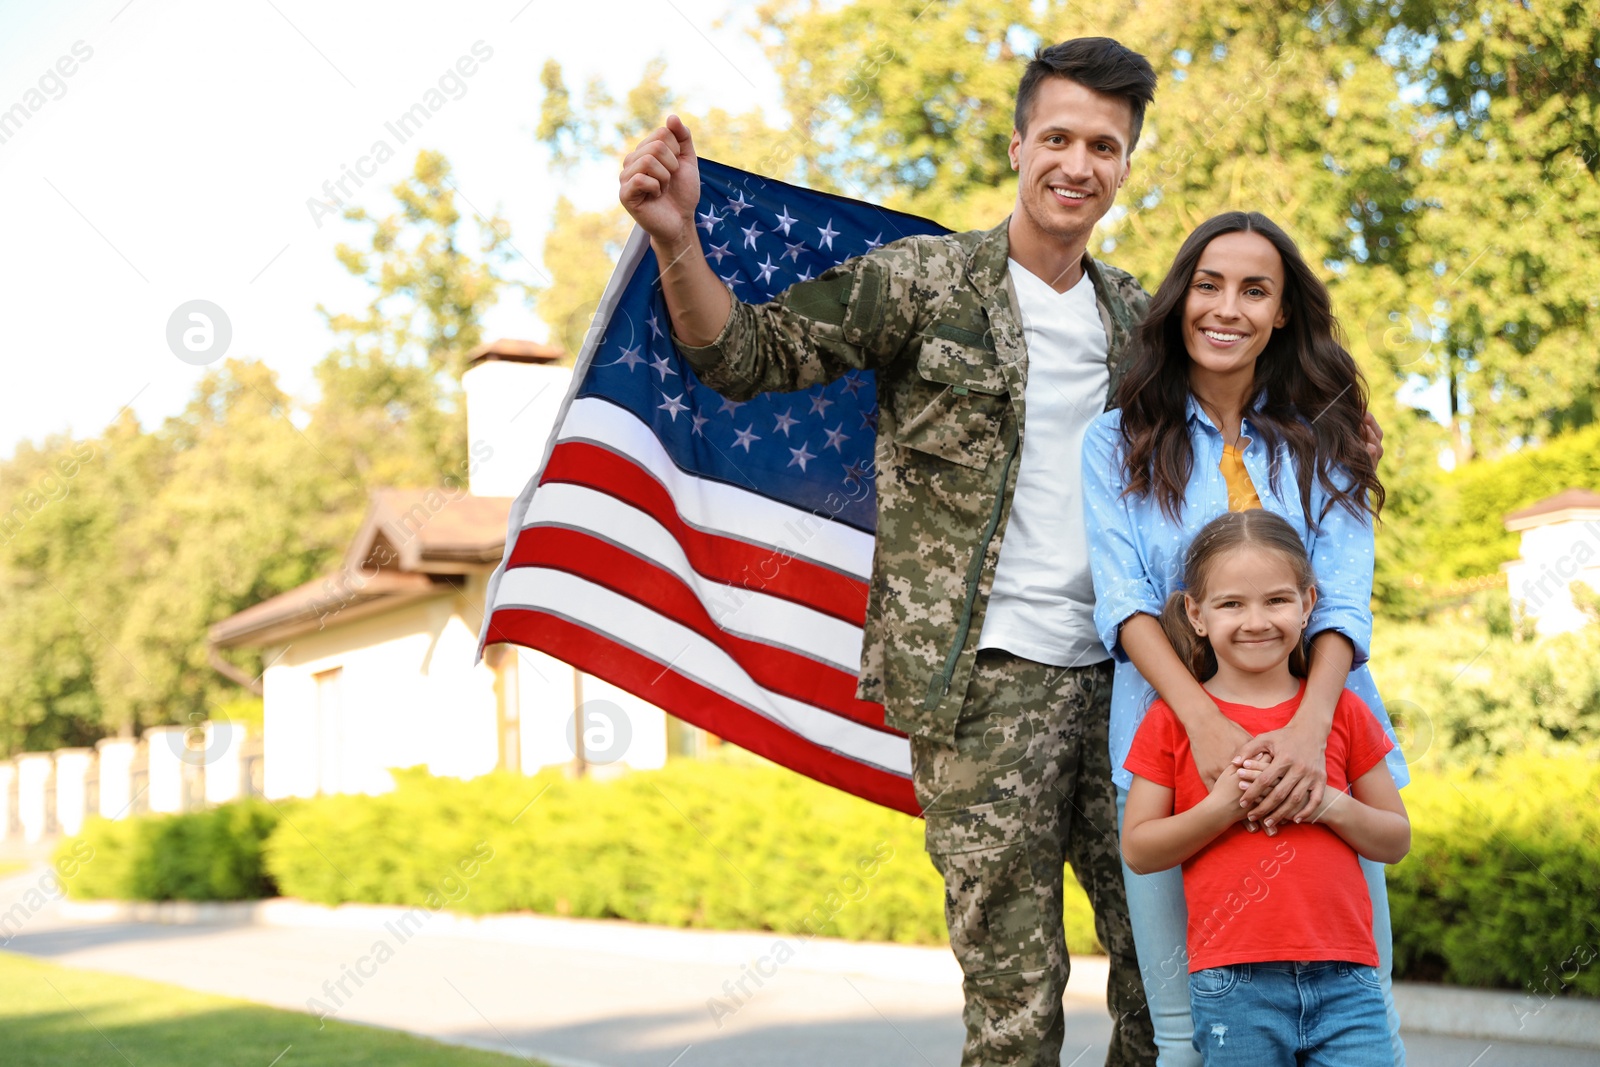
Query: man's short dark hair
1014,37,1157,153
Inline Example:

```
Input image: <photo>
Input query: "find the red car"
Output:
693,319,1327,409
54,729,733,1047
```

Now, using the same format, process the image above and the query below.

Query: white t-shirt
976,260,1111,667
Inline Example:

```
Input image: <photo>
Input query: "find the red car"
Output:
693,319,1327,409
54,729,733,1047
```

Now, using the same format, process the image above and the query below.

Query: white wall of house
261,579,670,800
261,591,488,799
1505,518,1600,636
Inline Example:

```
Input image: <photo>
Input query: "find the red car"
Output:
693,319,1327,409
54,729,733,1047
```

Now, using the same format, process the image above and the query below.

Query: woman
1081,212,1409,1066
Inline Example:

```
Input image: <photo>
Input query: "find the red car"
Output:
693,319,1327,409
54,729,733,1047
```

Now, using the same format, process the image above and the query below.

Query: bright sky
0,0,784,457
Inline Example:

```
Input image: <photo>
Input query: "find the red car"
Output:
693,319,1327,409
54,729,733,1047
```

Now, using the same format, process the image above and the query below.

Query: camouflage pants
910,650,1155,1067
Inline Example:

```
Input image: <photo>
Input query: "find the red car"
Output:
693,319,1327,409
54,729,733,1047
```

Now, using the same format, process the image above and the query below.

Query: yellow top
1220,441,1261,512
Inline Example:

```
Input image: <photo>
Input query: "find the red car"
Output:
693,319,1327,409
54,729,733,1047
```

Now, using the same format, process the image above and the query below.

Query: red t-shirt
1123,684,1394,971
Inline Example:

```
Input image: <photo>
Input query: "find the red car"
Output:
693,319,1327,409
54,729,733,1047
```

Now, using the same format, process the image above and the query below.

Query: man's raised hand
619,115,701,251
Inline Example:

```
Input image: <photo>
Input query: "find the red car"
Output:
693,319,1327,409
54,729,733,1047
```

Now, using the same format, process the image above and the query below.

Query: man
620,38,1159,1067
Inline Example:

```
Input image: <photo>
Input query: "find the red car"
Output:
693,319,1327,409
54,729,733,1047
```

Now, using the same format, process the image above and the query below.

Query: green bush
1370,617,1600,765
63,753,1600,997
1412,423,1600,586
59,799,281,902
1387,755,1600,995
262,760,1101,953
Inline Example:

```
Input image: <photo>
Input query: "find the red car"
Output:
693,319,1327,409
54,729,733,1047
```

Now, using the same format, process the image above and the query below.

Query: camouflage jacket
677,217,1149,743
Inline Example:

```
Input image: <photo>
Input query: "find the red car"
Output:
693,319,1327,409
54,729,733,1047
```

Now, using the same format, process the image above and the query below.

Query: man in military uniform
619,37,1159,1067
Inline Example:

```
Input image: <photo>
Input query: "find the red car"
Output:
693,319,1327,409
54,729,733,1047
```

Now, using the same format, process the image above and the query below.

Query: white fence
0,723,264,843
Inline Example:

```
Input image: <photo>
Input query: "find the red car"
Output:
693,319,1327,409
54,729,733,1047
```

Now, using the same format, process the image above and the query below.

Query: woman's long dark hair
1115,212,1384,528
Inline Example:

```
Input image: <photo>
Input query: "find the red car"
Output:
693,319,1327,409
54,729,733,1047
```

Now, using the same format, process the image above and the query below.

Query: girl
1080,212,1410,1065
1121,509,1409,1065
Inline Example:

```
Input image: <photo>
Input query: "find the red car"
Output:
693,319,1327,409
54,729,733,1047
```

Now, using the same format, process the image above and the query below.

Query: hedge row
58,758,1102,953
56,754,1600,995
1385,754,1600,997
1368,618,1600,765
68,798,279,902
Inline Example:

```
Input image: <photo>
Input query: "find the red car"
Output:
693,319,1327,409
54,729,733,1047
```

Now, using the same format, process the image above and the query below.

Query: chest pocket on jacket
895,338,1009,470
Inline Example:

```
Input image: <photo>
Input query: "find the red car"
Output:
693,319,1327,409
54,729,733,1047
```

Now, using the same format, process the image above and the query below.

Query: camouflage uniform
678,217,1154,1066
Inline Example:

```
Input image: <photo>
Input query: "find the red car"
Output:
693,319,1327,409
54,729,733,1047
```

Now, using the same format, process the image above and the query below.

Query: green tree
1384,0,1600,459
99,360,351,734
316,149,524,481
0,434,114,751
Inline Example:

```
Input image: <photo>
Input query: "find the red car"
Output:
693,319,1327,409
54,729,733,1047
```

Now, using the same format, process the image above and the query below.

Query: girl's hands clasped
1231,721,1330,830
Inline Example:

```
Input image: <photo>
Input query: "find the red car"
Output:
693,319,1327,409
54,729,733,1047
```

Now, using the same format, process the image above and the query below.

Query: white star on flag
646,311,664,339
788,443,816,471
782,240,807,262
755,255,780,284
817,218,839,250
726,190,752,215
720,271,744,291
732,425,761,451
691,412,709,437
774,205,798,235
719,396,746,416
809,394,834,416
823,425,851,452
615,345,645,371
658,392,689,420
772,408,799,436
696,208,723,235
649,354,677,380
864,233,884,251
706,242,732,265
742,221,764,250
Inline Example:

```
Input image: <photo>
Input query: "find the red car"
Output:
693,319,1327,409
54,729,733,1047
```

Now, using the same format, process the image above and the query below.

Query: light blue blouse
1081,397,1409,791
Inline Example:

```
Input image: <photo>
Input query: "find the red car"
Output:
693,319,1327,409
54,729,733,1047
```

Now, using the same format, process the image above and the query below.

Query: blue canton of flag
580,159,948,529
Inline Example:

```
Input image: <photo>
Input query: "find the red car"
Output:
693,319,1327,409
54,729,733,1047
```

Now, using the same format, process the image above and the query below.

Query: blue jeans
1188,960,1392,1066
1115,786,1405,1066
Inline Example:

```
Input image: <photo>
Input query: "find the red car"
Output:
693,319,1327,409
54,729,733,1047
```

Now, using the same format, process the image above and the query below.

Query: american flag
479,159,948,816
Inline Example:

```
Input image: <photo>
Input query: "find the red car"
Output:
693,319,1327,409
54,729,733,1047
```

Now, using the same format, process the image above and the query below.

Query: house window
314,667,344,795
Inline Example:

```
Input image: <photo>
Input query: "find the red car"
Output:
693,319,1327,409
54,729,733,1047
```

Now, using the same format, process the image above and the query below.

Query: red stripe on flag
502,526,896,733
483,609,920,817
538,442,870,624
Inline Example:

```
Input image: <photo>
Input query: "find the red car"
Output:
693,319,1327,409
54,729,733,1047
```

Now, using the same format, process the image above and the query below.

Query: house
1503,488,1600,636
209,340,696,800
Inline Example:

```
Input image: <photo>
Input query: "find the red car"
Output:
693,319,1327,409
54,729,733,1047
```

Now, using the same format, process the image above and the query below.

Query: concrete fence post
96,738,138,820
144,727,186,814
203,721,245,805
0,761,15,841
53,748,94,837
17,753,54,843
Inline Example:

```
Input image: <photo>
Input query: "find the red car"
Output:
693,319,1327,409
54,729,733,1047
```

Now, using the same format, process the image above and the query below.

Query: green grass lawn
0,951,545,1067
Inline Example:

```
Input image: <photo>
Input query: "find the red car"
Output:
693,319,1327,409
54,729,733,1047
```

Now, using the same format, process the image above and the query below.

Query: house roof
343,489,513,575
1505,488,1600,531
210,490,513,649
209,570,456,649
465,337,566,368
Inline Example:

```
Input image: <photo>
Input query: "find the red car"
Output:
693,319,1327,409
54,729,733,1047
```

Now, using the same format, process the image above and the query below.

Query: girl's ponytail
1159,590,1214,681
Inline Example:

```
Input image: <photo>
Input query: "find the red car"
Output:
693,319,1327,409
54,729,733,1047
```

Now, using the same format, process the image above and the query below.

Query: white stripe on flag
520,481,865,673
550,398,874,577
491,567,912,776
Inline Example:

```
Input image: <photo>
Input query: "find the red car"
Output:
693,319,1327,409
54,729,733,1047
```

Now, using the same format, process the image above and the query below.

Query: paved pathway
2,865,1594,1066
